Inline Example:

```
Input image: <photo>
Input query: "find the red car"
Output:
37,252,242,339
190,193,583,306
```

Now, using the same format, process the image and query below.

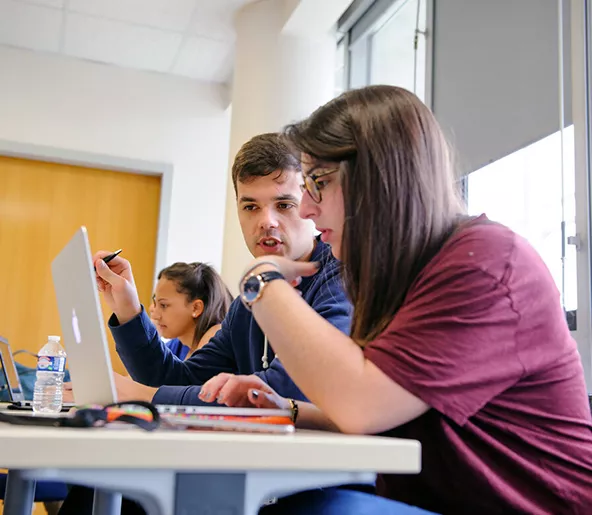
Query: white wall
0,46,231,273
221,0,338,293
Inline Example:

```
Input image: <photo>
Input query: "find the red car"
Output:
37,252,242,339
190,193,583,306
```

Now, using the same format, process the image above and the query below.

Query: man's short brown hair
231,133,300,195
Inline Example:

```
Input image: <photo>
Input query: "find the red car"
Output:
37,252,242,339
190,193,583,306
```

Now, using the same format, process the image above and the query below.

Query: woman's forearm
251,279,367,431
296,401,341,432
251,277,428,434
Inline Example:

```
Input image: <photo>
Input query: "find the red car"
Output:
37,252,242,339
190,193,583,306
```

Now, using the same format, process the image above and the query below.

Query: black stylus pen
94,249,122,271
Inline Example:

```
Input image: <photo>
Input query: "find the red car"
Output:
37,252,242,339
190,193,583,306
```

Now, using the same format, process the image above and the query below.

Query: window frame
338,0,433,103
571,0,592,390
337,0,591,391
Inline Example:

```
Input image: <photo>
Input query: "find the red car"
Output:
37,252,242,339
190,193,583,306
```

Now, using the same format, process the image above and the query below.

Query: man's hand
198,373,258,407
63,381,74,404
93,251,141,324
198,373,290,410
113,372,158,403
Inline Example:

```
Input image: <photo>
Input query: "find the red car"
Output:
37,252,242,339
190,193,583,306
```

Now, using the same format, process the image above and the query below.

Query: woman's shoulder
425,215,516,280
427,214,553,292
451,215,515,256
196,324,222,350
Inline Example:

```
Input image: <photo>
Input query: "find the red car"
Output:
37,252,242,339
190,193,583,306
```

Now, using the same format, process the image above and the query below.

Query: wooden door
0,156,161,376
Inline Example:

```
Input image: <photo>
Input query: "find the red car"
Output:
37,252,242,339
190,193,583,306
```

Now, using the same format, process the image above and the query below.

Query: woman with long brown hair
201,85,592,514
149,262,233,359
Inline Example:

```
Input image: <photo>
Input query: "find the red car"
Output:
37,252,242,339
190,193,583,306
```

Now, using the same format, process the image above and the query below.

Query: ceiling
0,0,256,83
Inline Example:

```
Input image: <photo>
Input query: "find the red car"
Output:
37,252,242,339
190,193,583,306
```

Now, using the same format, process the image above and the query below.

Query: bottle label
37,356,66,373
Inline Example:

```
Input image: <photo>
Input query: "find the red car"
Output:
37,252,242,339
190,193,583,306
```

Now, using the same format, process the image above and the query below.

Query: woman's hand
242,256,319,288
199,373,290,410
92,251,141,324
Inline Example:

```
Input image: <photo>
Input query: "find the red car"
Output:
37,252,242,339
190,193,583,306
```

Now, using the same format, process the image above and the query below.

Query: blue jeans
59,484,439,515
259,488,438,514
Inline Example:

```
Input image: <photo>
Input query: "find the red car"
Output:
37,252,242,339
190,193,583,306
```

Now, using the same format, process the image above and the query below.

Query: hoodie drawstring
262,335,269,369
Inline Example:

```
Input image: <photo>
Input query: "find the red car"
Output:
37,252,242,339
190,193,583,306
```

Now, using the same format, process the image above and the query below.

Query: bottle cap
48,335,61,342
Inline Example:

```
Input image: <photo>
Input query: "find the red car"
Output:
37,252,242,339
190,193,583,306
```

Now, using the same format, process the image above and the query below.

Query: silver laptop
51,227,117,406
0,336,75,411
0,336,26,403
50,228,293,432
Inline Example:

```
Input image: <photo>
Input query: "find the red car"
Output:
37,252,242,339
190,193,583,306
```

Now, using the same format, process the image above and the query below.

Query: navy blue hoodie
109,239,352,405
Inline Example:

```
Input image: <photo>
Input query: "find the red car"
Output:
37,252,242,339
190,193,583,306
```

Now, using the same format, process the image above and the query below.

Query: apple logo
71,308,82,344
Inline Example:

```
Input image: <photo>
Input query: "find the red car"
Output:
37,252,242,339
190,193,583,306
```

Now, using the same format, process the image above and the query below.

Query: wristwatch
240,270,285,310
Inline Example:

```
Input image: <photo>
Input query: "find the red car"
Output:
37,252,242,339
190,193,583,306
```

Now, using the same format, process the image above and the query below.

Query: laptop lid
51,227,117,406
0,336,25,403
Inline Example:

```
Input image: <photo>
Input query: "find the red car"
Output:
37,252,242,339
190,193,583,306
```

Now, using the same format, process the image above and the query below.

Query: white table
0,424,421,515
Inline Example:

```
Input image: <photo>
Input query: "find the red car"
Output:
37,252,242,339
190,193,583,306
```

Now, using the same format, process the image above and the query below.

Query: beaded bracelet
287,398,299,424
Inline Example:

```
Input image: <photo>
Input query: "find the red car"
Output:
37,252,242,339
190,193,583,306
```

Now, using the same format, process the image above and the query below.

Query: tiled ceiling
0,0,256,83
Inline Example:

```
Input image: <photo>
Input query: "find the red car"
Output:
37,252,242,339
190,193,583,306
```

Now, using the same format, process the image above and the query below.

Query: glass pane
369,0,427,101
335,38,347,97
467,126,577,315
349,37,370,90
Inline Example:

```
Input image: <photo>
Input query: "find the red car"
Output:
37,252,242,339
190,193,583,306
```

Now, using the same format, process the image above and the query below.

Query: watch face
242,275,261,304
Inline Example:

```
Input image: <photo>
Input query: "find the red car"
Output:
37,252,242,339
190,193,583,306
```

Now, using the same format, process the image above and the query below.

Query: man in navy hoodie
92,133,351,406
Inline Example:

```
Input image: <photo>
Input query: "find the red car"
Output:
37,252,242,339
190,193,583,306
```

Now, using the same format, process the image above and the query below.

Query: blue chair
0,474,69,502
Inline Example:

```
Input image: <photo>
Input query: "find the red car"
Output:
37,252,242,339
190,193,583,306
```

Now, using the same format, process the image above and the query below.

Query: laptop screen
0,336,24,402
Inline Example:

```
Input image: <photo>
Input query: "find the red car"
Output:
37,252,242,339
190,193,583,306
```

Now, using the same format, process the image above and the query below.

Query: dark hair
231,132,300,194
285,85,464,344
158,262,232,354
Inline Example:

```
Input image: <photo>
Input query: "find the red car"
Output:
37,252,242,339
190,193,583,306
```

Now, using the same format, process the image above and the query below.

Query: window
467,127,577,317
342,0,428,100
335,37,348,97
338,0,592,390
370,0,427,101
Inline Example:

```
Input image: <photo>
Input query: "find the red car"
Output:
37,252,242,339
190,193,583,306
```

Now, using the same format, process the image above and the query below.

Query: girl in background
149,262,232,359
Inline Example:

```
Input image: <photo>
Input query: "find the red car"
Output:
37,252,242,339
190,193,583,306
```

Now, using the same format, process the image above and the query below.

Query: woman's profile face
150,278,198,340
299,154,345,259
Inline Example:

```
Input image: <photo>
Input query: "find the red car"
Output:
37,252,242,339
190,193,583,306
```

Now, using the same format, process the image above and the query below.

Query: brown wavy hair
285,85,464,344
158,263,232,354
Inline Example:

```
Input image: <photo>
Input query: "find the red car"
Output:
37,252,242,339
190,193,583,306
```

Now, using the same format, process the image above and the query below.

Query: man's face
237,171,315,261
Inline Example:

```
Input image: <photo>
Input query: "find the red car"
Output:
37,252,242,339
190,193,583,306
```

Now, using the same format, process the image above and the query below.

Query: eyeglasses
301,167,340,203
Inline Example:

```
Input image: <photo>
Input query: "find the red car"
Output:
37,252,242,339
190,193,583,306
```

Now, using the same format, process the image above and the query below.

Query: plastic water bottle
32,335,67,414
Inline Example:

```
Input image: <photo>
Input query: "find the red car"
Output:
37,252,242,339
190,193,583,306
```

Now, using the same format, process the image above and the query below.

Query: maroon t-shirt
364,216,592,514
